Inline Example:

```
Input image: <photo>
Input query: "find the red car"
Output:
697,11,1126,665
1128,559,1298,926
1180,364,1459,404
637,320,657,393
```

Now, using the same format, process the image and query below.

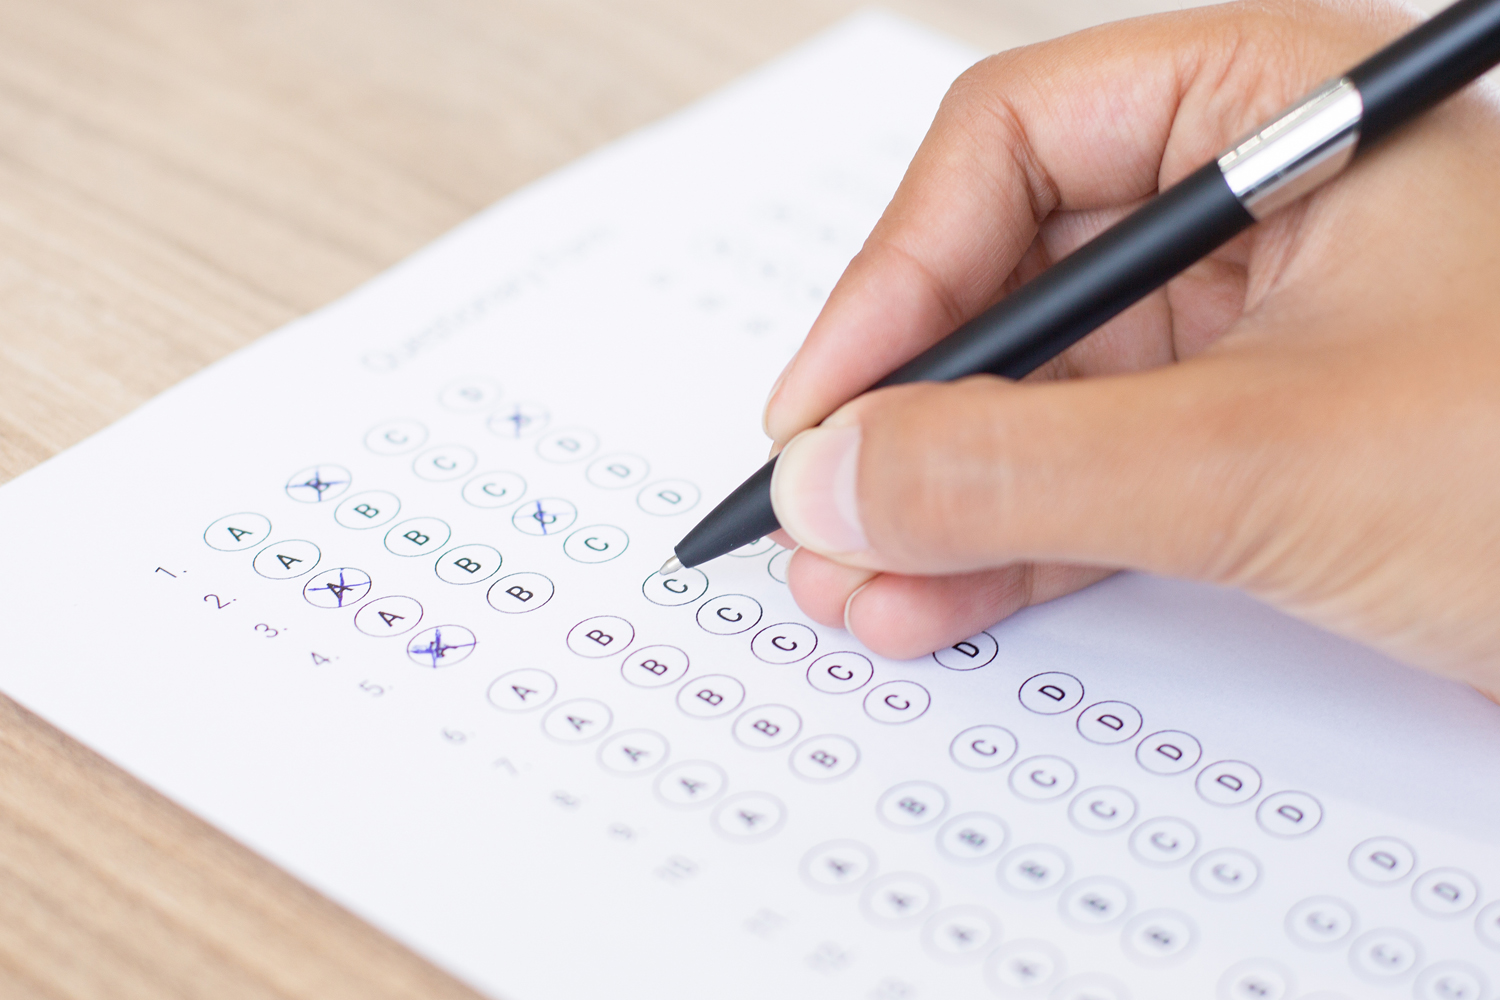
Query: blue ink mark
308,569,368,607
525,500,558,535
498,407,535,438
292,468,349,499
409,628,476,669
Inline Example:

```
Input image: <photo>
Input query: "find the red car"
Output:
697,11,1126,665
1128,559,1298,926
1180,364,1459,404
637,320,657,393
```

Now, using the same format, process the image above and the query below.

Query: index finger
761,1,1396,445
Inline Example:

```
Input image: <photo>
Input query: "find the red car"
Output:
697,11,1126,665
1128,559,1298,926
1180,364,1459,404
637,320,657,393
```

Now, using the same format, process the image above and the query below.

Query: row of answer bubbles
280,474,590,612
638,577,931,716
1212,938,1492,998
317,480,627,565
275,531,543,610
830,806,1250,905
804,803,1335,993
1345,837,1500,963
800,838,1171,991
486,668,856,779
929,640,1328,838
366,396,543,447
364,416,702,516
481,672,864,846
882,733,1345,968
401,435,636,481
498,623,902,795
567,611,931,725
943,727,1236,851
911,765,1483,993
422,384,652,495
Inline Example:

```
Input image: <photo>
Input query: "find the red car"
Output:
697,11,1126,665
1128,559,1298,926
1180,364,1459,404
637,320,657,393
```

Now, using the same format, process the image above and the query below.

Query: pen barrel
1348,0,1500,150
675,0,1500,569
673,457,780,569
874,161,1254,387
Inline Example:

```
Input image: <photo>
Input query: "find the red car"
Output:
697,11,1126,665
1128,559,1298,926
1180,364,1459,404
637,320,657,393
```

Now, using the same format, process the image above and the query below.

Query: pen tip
659,556,683,575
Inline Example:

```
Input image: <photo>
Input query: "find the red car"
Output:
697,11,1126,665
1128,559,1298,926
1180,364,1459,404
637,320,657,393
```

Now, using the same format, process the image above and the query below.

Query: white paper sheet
1,13,1497,999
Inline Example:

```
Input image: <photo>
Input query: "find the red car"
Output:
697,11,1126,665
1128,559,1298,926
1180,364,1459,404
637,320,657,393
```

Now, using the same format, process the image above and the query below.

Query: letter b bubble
733,704,802,750
435,544,502,585
676,674,745,719
790,735,861,782
620,645,690,689
486,572,555,614
385,517,451,557
335,491,402,530
567,616,634,658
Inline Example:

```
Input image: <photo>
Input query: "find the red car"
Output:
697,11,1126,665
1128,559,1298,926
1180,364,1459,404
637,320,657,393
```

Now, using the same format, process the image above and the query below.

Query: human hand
763,0,1500,699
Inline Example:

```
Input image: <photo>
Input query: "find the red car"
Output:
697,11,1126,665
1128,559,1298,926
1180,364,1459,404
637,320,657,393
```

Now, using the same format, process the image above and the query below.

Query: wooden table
0,0,1436,995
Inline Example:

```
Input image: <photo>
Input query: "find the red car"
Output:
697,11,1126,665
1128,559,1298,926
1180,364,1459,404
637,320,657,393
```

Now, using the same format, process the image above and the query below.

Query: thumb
768,355,1307,585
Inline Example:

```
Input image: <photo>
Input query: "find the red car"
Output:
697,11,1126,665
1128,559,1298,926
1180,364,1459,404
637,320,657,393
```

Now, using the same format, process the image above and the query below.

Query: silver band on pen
1217,77,1365,220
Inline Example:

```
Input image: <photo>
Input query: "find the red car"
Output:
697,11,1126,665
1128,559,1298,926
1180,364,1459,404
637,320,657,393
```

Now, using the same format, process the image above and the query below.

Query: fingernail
761,358,793,438
771,424,868,555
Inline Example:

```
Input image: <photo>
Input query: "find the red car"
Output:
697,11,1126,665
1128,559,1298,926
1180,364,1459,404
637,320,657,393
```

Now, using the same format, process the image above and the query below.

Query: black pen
663,0,1500,573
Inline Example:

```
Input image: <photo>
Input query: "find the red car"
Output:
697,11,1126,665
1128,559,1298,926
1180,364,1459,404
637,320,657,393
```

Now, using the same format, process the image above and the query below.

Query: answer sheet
2,13,1498,1000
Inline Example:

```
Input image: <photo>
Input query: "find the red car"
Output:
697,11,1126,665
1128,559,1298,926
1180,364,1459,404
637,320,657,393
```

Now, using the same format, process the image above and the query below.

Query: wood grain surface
0,0,1399,995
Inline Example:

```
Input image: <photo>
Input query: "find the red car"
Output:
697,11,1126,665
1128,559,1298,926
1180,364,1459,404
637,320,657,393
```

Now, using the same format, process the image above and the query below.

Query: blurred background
0,0,1270,485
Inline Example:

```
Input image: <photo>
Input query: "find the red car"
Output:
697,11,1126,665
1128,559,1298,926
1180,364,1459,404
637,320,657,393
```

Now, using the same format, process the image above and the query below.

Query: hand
762,0,1500,699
